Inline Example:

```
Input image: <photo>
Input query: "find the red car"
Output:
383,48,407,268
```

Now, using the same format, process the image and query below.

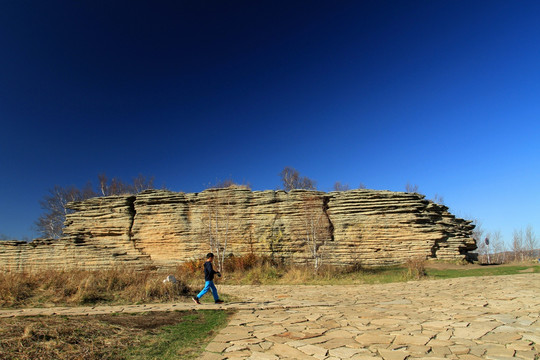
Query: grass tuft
405,256,427,279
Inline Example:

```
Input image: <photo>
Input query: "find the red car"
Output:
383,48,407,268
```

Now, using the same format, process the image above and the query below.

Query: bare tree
300,195,331,272
333,181,350,191
132,174,156,193
267,223,284,263
97,173,128,195
512,229,524,262
265,197,286,264
279,167,316,191
36,174,156,239
98,173,108,196
432,194,445,205
405,182,419,193
358,183,367,189
211,179,251,190
201,189,233,273
525,225,537,259
476,227,507,264
472,219,484,243
98,173,155,195
484,233,492,264
35,183,96,238
212,179,235,189
491,230,506,264
471,219,487,262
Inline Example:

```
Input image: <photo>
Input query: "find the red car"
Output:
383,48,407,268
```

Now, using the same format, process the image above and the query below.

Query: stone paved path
202,274,540,360
1,274,539,359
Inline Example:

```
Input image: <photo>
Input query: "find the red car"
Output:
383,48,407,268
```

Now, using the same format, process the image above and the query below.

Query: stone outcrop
0,188,476,271
0,196,153,271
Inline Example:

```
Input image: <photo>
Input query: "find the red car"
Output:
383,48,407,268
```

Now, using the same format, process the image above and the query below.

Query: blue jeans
196,280,219,301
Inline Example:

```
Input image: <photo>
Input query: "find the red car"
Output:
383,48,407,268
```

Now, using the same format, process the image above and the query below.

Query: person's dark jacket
204,261,219,281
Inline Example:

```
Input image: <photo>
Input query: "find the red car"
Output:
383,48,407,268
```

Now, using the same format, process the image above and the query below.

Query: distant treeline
474,223,538,264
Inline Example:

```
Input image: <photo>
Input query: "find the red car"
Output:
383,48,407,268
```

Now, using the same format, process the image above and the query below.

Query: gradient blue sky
1,1,539,246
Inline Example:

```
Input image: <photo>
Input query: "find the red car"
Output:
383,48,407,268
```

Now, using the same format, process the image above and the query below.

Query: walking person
192,253,224,304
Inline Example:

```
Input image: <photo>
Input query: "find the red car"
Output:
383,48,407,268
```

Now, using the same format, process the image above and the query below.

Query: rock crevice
322,195,335,243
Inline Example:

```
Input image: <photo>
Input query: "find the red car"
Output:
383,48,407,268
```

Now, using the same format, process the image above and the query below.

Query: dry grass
175,254,277,285
0,268,192,308
0,314,141,359
405,256,427,279
0,255,448,309
0,310,231,360
176,254,416,285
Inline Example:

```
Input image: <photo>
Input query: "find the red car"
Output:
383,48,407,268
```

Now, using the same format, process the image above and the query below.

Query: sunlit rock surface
0,189,476,271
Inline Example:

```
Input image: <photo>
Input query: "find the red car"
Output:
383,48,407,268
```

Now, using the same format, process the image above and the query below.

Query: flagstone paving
0,274,538,359
200,274,540,360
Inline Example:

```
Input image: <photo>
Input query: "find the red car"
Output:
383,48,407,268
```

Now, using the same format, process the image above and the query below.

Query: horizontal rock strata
0,189,476,271
0,196,153,271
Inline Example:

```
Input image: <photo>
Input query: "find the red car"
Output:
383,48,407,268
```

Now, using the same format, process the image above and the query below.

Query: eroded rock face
0,196,153,271
0,189,476,271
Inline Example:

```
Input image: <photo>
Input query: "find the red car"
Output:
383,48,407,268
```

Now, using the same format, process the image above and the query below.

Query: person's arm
212,263,221,277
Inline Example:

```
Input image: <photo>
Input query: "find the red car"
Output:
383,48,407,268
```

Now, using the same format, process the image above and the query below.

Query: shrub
177,258,206,275
405,256,427,279
0,272,37,306
223,253,260,272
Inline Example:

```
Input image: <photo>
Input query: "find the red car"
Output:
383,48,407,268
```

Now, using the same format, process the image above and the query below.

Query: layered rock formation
0,188,477,271
0,196,153,271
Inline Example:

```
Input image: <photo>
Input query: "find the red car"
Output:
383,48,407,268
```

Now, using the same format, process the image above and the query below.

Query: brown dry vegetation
0,254,432,308
0,313,161,359
405,256,427,279
177,254,422,285
10,254,534,309
1,254,421,308
0,268,192,308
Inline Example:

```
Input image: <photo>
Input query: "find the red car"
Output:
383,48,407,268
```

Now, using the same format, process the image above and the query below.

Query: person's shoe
215,299,224,304
192,297,201,304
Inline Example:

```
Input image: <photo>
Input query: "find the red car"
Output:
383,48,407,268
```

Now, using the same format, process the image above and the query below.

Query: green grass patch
127,309,232,360
426,265,540,279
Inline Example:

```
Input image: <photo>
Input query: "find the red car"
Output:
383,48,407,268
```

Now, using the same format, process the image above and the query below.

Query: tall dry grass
0,268,192,308
178,254,415,285
175,253,277,284
405,256,427,279
1,254,427,308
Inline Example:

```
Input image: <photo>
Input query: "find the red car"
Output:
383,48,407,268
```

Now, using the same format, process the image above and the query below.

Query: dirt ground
0,311,192,360
98,310,193,330
424,260,534,270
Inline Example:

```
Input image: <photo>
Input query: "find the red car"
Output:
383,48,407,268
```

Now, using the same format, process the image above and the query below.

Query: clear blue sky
1,1,539,246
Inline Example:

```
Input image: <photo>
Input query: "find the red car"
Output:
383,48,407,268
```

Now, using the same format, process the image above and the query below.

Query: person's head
206,253,214,261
